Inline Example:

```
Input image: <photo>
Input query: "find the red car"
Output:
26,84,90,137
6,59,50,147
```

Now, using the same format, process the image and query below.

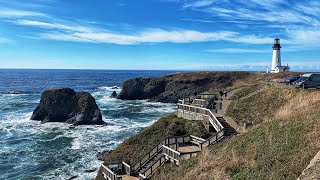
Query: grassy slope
153,87,320,180
229,83,266,101
95,72,305,180
226,85,291,125
96,114,212,179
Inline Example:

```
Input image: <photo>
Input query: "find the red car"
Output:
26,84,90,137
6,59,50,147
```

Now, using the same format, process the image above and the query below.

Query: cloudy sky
0,0,319,71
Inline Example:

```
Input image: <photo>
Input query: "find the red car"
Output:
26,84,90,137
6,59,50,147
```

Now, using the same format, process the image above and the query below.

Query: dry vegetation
96,72,315,180
104,114,213,165
153,87,320,180
96,114,213,180
226,85,294,125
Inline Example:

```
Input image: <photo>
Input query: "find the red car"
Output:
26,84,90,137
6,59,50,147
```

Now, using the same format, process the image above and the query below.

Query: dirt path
213,88,245,133
298,150,320,180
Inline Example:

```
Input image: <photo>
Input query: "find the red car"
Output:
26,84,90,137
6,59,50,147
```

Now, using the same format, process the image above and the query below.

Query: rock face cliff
118,72,251,103
30,88,104,125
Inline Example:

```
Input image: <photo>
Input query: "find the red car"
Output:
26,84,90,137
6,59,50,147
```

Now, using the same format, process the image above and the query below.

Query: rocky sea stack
31,88,104,125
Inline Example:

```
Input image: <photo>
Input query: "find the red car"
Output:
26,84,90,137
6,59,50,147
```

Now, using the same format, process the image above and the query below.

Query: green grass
103,114,212,165
153,87,320,180
230,83,266,101
96,114,212,179
226,86,292,125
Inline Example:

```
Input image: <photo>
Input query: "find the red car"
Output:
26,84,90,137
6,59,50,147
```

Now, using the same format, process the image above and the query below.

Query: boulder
110,91,117,98
30,88,105,125
96,150,112,161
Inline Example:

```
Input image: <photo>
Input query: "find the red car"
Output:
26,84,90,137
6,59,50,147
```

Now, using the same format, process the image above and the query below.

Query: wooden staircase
216,116,237,137
100,92,238,180
138,153,165,175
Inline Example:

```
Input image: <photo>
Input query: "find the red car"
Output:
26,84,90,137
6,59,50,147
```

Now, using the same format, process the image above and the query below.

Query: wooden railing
200,130,224,149
192,98,207,107
122,161,131,175
131,135,191,173
102,98,226,180
139,154,166,180
177,103,224,132
101,164,121,180
163,145,180,163
199,93,217,100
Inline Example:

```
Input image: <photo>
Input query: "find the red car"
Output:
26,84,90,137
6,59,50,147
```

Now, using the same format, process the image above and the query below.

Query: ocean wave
97,86,121,90
0,90,175,180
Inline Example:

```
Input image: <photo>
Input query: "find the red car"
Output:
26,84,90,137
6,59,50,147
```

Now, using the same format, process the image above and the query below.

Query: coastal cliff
118,72,251,103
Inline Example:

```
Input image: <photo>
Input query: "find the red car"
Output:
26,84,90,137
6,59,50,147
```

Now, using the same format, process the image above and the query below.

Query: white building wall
271,49,281,71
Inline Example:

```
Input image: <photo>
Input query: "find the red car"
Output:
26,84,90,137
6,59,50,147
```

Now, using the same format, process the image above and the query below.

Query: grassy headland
96,72,316,180
153,86,320,180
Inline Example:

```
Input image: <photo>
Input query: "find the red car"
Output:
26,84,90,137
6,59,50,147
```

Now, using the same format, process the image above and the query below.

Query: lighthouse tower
271,38,290,73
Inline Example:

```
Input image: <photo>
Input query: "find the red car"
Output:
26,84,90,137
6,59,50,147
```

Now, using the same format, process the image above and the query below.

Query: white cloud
175,61,320,71
286,29,320,46
181,0,320,26
0,37,10,43
13,20,94,32
38,29,238,45
206,48,269,53
9,17,282,45
183,0,216,8
0,9,46,17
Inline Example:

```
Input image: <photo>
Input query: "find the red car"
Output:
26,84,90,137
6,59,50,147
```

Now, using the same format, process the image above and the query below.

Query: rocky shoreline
118,71,251,103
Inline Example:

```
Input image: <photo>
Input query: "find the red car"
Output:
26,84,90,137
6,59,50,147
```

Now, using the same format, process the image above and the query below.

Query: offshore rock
30,88,104,125
110,91,118,98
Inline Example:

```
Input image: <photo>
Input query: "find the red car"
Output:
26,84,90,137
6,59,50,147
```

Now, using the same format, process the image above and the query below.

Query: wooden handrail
122,161,131,175
139,173,147,180
163,145,180,163
131,135,190,173
101,164,119,180
190,135,206,142
177,103,224,131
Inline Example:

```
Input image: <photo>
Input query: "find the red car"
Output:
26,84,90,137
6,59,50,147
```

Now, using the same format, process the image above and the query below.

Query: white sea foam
97,86,121,90
0,85,177,180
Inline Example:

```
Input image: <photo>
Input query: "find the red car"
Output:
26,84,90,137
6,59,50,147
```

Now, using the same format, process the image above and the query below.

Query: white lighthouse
271,38,290,73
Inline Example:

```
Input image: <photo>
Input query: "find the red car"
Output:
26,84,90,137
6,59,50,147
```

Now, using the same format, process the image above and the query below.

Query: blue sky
0,0,319,71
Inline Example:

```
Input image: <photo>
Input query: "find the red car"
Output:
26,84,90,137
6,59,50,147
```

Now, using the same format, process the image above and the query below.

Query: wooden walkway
212,89,244,133
100,90,239,180
122,175,139,180
178,146,201,153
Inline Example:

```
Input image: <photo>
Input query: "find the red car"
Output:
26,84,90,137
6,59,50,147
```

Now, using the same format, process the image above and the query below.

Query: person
213,101,217,110
219,91,224,100
224,91,228,98
206,97,214,109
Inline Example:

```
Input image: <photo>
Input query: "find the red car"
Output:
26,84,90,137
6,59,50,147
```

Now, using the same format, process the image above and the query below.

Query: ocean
0,69,177,180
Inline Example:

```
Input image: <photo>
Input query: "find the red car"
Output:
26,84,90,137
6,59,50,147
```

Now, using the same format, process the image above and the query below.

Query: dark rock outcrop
30,88,105,125
118,78,151,100
110,91,117,98
96,150,113,161
118,72,251,103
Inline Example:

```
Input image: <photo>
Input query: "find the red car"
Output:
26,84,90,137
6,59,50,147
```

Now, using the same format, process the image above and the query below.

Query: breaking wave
0,83,175,179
